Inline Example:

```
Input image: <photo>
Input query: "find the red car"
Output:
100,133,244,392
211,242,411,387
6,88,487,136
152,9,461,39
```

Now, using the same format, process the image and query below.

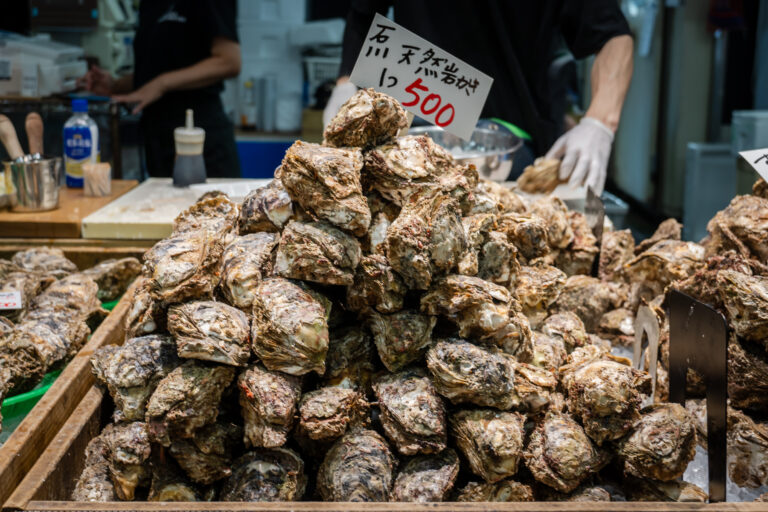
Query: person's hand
76,66,114,96
545,116,614,194
322,81,358,127
112,77,166,115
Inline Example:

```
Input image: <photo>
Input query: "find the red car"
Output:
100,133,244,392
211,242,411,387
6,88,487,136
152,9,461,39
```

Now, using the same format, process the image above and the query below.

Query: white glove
545,116,614,194
322,81,358,128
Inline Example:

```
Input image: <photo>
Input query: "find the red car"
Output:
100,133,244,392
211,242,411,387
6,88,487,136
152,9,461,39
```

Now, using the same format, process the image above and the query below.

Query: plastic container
63,98,100,188
0,371,61,444
172,109,206,187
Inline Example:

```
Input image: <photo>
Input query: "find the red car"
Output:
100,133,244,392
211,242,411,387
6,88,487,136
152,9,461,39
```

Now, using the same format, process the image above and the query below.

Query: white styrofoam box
683,143,737,242
288,19,345,46
732,110,768,154
275,94,302,132
238,0,305,24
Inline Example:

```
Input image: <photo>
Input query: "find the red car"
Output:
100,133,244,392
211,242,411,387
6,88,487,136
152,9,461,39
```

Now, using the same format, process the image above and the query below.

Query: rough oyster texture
147,463,199,502
426,339,517,410
562,359,651,445
598,229,635,281
317,429,396,502
515,263,566,328
387,190,466,290
530,196,574,250
617,403,697,481
100,421,152,501
517,158,562,194
477,179,527,213
169,422,242,485
597,308,635,347
671,251,753,313
368,310,435,372
238,179,293,234
218,233,278,309
172,194,238,240
297,386,368,442
451,409,525,482
91,334,179,422
145,361,236,446
705,195,768,260
624,478,707,502
479,230,518,286
323,326,376,391
220,448,306,501
11,246,77,278
274,220,361,285
625,240,705,296
392,449,460,502
555,211,599,276
124,277,165,338
456,480,534,502
727,408,768,488
373,368,447,455
71,435,115,502
717,270,768,344
238,364,301,448
323,87,407,148
251,277,329,376
279,141,370,236
421,275,532,359
635,218,682,255
0,271,47,322
81,257,142,301
551,276,625,332
530,331,567,373
458,213,495,276
168,301,251,366
346,254,407,314
524,412,610,493
727,335,768,412
497,213,550,262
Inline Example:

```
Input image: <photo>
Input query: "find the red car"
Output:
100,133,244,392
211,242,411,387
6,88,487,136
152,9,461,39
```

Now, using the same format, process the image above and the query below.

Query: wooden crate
5,382,765,511
0,282,132,508
0,239,151,270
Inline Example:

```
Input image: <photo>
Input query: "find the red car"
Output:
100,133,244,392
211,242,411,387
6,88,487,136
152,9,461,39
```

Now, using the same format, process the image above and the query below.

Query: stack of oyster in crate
72,89,768,503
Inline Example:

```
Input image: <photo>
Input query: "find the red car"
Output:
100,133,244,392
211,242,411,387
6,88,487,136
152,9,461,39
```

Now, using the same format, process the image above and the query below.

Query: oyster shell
101,421,152,501
530,331,567,373
296,386,369,442
169,422,242,485
705,195,768,261
635,218,682,255
323,325,376,391
727,335,768,412
346,254,407,314
515,263,567,328
624,478,707,502
625,240,705,297
238,179,293,234
554,211,599,276
551,276,625,332
598,229,635,281
476,179,527,213
11,247,77,278
517,157,562,194
168,301,251,366
727,407,768,488
496,213,550,262
81,257,142,301
218,233,278,309
219,448,306,501
530,196,574,250
451,409,525,482
596,308,635,347
541,311,589,352
172,193,238,240
671,251,753,313
368,309,435,372
147,463,199,502
717,269,768,345
124,276,165,338
71,432,115,501
392,449,460,502
238,364,301,448
455,480,534,502
323,87,407,148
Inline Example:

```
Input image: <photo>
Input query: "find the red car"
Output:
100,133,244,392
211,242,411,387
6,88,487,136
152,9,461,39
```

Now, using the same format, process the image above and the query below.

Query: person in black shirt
79,0,241,178
324,1,633,193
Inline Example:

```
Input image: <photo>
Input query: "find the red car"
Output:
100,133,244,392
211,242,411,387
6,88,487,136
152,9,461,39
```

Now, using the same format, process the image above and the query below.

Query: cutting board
0,180,138,238
82,178,271,240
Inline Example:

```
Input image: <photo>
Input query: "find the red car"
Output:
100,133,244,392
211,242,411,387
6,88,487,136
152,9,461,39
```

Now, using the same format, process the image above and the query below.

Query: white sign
0,291,22,310
349,13,493,141
739,148,768,182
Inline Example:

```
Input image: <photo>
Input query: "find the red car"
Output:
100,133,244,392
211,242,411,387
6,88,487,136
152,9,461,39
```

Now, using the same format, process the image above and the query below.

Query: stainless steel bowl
3,156,62,212
409,126,523,182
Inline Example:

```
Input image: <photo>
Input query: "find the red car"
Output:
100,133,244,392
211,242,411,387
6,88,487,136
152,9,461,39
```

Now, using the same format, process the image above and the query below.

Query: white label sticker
349,13,493,141
0,291,22,310
739,148,768,182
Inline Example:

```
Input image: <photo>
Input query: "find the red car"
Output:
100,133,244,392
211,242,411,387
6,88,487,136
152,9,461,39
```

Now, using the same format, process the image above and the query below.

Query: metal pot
3,156,62,212
409,126,523,182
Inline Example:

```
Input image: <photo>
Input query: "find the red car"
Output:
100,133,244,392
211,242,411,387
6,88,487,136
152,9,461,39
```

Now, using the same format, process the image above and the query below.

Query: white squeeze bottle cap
174,109,205,156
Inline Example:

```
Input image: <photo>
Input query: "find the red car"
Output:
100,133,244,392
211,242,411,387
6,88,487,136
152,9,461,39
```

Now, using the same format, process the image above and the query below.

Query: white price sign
0,291,22,310
739,148,768,182
349,13,493,141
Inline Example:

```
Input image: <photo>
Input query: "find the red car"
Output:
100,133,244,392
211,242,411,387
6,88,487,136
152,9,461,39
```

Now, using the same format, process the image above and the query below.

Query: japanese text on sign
349,13,493,141
739,148,768,182
0,291,22,310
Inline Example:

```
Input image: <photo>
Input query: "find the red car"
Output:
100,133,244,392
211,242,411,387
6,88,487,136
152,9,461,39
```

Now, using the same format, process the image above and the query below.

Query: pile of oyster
73,89,768,503
0,250,141,433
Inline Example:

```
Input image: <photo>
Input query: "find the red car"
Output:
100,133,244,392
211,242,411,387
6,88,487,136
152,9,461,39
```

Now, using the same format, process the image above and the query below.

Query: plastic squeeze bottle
173,109,206,187
63,98,100,188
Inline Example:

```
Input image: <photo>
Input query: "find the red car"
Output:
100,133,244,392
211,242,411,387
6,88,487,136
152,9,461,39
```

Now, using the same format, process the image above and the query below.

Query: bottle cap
174,109,205,155
72,98,88,112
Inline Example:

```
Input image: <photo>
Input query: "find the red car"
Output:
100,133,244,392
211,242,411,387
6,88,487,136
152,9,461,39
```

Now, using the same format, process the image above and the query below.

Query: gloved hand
322,81,358,128
545,116,614,194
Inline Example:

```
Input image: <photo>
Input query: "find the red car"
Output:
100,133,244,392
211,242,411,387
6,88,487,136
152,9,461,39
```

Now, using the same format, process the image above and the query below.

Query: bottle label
64,126,99,181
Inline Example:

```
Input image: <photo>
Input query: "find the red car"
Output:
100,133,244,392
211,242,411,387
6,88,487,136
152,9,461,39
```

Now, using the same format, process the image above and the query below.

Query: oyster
512,362,558,413
323,87,407,148
28,272,102,321
421,275,532,359
496,213,550,262
145,360,236,446
346,254,407,314
91,334,179,422
71,435,115,502
218,233,278,309
555,211,599,276
278,141,370,236
274,220,361,286
706,195,768,261
296,386,369,442
476,179,527,213
514,263,566,328
251,277,329,376
458,213,495,277
323,326,376,391
451,409,525,482
81,257,142,301
392,449,460,502
671,251,753,313
617,403,697,481
727,407,768,488
635,218,682,255
524,412,610,493
168,301,251,366
717,269,768,344
727,335,768,412
238,178,293,234
624,478,707,502
0,271,47,322
124,276,165,338
386,190,466,290
598,229,635,281
172,193,237,240
426,339,517,410
455,480,534,502
540,311,589,352
101,421,152,501
754,177,768,199
596,308,635,347
530,196,574,250
373,368,447,455
11,247,77,278
148,463,199,502
237,364,301,448
368,309,435,372
551,276,625,332
478,231,518,286
625,240,705,297
219,448,306,501
317,429,396,502
169,422,242,485
530,331,567,373
517,157,562,194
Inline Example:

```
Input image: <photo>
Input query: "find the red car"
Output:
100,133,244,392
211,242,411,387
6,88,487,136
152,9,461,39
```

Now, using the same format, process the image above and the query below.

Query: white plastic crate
304,56,341,99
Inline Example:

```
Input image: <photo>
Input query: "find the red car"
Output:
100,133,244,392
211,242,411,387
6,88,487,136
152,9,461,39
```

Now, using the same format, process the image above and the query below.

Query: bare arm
584,34,633,132
112,74,133,94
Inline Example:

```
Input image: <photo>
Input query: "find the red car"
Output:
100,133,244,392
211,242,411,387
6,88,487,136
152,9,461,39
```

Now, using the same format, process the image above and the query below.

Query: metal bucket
3,157,62,212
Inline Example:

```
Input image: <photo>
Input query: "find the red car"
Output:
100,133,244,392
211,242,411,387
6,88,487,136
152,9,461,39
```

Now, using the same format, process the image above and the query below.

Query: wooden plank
0,180,138,238
0,244,149,270
0,285,131,507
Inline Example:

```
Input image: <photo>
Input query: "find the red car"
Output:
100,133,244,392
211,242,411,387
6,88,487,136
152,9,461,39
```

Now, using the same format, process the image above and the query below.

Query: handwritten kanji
399,44,419,65
419,48,435,64
369,23,395,43
456,75,480,96
365,45,389,58
754,153,768,165
441,62,458,85
415,66,438,78
378,68,398,88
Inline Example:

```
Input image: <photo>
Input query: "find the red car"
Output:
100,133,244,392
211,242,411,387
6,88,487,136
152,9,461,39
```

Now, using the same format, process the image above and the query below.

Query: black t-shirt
133,0,238,115
340,1,631,153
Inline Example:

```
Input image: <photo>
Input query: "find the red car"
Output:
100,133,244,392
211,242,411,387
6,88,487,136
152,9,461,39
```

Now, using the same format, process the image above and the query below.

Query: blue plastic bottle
63,99,100,188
